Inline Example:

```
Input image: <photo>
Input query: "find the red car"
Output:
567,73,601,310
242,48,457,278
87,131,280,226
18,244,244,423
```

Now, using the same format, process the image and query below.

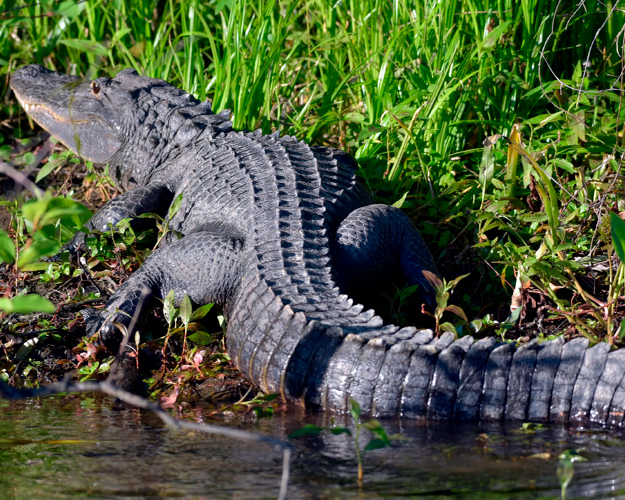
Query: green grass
2,0,625,343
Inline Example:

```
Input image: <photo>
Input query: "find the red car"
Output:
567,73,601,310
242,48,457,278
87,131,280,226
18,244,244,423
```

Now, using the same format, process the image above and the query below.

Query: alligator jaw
11,65,121,163
14,94,88,125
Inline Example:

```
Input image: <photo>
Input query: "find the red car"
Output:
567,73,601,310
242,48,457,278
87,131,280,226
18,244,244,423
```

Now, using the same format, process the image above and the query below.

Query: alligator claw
61,231,89,264
82,309,125,354
81,307,141,391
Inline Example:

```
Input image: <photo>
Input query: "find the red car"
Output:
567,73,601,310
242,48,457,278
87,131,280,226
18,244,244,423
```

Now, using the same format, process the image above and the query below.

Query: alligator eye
91,81,101,95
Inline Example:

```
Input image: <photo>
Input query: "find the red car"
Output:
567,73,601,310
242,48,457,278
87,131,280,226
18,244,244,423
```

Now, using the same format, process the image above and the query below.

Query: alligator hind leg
86,229,244,356
331,204,437,306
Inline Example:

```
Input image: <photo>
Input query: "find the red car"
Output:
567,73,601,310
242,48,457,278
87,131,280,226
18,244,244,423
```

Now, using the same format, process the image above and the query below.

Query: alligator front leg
85,229,244,387
66,182,174,254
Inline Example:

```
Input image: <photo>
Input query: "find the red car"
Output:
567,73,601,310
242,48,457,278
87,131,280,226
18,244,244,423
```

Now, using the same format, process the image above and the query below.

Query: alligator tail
226,271,625,426
300,328,625,426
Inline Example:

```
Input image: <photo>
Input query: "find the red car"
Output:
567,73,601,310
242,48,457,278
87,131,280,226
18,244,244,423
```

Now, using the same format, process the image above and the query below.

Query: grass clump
1,0,625,393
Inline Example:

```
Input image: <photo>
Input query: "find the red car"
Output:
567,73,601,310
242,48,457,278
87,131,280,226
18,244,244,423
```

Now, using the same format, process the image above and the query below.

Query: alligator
10,64,625,427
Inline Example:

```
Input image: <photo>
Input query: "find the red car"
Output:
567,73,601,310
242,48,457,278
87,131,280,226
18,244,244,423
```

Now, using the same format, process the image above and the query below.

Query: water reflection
0,396,624,499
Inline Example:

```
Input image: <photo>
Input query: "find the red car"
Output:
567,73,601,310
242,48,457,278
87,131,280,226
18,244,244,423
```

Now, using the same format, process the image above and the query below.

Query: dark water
1,396,625,499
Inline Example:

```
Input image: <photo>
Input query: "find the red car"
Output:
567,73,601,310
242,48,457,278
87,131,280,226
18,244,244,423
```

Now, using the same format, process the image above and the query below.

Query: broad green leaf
20,262,50,272
445,305,468,322
163,290,177,327
436,291,449,310
35,153,70,183
21,196,52,230
0,230,15,263
191,302,214,321
168,193,184,221
364,438,389,452
329,427,352,436
523,111,564,126
439,322,457,334
611,212,625,262
180,294,192,329
39,201,92,228
363,420,389,440
187,331,213,345
553,158,575,174
17,239,60,268
55,0,83,19
392,191,409,209
288,424,324,438
470,319,483,333
0,294,56,314
485,200,510,213
422,270,443,291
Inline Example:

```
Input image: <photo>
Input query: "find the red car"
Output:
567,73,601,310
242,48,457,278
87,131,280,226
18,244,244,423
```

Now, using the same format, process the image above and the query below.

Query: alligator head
10,65,225,187
10,64,132,164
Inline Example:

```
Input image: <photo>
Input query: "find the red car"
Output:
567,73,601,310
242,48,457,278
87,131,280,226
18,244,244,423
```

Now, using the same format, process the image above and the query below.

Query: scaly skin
10,65,625,425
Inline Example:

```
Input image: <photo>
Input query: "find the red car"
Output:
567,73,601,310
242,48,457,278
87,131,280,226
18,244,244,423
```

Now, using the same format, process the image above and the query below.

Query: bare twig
0,377,292,500
0,161,44,198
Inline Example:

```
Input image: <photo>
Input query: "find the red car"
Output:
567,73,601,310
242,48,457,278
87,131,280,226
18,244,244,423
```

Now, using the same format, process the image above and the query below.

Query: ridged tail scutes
281,321,625,427
228,273,625,427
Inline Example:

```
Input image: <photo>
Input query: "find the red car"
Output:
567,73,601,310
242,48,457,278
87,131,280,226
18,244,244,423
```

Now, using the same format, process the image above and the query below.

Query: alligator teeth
15,95,31,113
15,95,28,113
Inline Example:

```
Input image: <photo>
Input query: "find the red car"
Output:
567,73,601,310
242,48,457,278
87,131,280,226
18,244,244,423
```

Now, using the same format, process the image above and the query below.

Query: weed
289,398,404,483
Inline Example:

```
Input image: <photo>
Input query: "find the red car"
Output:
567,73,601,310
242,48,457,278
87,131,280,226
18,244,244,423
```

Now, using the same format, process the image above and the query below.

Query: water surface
1,396,624,499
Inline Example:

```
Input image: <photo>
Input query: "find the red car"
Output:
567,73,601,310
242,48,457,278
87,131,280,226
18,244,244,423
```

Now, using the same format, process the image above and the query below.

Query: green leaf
392,191,409,209
59,39,109,56
519,213,549,223
470,319,483,333
180,294,192,329
254,393,280,402
553,158,575,174
523,111,564,127
349,398,361,421
191,302,214,321
478,146,495,189
610,212,625,262
35,153,70,183
448,273,470,288
288,424,324,438
0,230,15,263
362,420,389,440
480,21,510,50
445,305,468,322
439,322,457,334
17,239,60,268
168,193,184,221
187,331,213,345
436,291,449,310
21,196,52,229
422,270,443,292
39,202,92,228
0,294,56,314
163,290,177,327
364,438,389,451
329,427,352,436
